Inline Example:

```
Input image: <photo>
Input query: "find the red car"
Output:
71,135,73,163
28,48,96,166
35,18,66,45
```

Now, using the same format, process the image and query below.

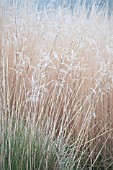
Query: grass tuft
0,1,113,169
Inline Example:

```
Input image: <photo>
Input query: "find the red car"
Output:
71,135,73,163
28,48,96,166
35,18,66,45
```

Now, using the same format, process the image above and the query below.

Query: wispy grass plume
0,1,113,169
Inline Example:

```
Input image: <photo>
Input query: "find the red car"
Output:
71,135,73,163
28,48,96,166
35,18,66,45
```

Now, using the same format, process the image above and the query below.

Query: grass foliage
0,1,113,170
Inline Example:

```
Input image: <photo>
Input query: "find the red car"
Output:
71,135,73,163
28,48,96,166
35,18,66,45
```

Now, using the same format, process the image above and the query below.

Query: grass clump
1,117,59,170
0,1,113,170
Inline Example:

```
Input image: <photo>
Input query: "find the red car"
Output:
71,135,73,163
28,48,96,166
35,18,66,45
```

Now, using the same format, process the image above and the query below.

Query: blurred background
1,0,113,17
